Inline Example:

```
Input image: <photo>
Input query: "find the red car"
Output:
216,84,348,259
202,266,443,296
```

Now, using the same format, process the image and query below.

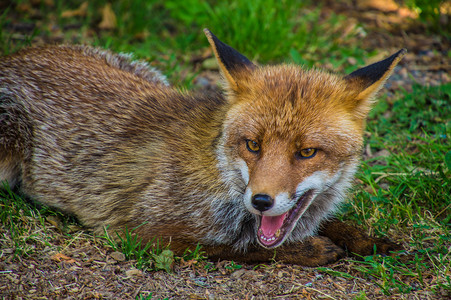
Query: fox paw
345,236,402,257
318,219,402,258
277,236,345,266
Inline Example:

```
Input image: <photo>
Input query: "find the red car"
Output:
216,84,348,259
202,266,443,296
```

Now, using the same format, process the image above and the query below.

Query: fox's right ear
344,49,406,118
204,28,256,90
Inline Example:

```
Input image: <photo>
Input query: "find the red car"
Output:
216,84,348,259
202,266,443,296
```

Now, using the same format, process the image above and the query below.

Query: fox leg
158,220,400,266
204,236,345,267
318,219,402,257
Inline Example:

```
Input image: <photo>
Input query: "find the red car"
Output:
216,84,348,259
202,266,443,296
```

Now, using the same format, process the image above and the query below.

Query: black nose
251,194,274,212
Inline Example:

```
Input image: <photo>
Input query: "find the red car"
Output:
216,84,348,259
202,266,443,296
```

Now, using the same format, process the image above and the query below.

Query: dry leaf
357,0,399,12
16,3,32,13
98,3,117,30
51,253,77,264
44,0,55,6
125,268,142,277
46,215,63,230
133,30,150,40
61,2,88,18
181,258,198,268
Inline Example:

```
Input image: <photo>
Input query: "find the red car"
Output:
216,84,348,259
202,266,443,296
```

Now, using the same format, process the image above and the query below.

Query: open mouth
257,190,314,248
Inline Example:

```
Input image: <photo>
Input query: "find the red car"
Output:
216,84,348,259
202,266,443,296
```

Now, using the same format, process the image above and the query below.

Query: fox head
204,29,405,249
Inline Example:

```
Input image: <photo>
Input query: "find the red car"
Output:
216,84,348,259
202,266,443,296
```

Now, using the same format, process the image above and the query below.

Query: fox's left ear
204,28,256,90
345,49,406,116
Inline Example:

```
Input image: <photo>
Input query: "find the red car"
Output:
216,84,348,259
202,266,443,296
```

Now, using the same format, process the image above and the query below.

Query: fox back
0,30,405,257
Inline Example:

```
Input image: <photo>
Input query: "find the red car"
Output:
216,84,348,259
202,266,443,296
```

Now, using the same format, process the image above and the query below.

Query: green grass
164,0,362,64
1,0,370,84
0,7,36,55
405,0,450,35
93,0,369,67
0,182,53,258
336,83,451,295
102,225,206,272
102,226,173,272
136,293,169,300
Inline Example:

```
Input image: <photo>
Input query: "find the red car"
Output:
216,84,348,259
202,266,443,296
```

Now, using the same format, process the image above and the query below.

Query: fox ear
204,28,256,90
344,49,406,118
345,49,406,99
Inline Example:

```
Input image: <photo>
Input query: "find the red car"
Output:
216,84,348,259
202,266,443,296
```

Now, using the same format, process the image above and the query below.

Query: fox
0,29,406,266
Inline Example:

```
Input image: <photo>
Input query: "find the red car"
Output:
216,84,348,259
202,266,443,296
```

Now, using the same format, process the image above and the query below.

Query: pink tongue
260,213,287,237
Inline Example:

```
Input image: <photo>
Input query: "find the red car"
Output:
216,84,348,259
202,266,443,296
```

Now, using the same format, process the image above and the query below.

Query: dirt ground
1,0,450,299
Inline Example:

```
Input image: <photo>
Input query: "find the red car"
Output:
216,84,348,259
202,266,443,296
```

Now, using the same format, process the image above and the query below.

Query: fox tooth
275,229,281,238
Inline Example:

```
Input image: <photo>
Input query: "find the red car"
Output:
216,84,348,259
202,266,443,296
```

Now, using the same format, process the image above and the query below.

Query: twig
372,171,439,183
305,287,338,300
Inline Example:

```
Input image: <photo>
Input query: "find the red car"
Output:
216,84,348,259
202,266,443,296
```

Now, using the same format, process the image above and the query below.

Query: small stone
125,268,142,277
231,269,246,279
242,270,259,280
373,149,390,158
202,58,219,70
110,251,126,262
347,57,357,65
195,77,210,88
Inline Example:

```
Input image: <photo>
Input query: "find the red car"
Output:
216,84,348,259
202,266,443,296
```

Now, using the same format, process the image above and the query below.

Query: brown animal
0,29,405,266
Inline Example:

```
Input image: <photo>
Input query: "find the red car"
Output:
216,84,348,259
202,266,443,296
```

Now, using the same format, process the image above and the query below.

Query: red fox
0,29,405,266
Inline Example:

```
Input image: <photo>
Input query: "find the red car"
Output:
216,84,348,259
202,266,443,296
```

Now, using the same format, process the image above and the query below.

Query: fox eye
245,139,260,153
295,148,317,159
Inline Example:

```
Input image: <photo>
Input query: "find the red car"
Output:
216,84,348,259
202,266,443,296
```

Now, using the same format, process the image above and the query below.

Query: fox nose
251,194,274,212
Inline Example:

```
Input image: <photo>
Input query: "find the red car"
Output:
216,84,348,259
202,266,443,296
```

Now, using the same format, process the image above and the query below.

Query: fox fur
0,29,405,266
